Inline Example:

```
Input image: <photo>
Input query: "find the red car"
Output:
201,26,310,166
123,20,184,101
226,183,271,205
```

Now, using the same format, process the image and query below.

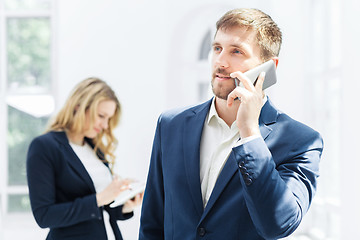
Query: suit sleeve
26,137,102,229
139,116,165,240
232,128,323,239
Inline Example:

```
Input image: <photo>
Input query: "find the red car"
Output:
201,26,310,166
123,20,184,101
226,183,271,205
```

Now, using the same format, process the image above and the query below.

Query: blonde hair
48,77,121,170
216,8,282,61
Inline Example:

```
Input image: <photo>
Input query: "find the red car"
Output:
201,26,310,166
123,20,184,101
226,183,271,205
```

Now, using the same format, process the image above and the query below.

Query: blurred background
0,0,359,239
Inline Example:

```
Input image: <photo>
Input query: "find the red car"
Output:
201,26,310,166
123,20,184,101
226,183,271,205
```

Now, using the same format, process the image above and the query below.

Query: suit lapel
53,131,96,193
258,98,278,139
260,123,272,139
200,97,279,221
200,150,238,221
183,100,212,217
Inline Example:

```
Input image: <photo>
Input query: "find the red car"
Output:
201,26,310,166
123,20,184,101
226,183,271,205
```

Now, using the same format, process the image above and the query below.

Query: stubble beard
211,68,236,100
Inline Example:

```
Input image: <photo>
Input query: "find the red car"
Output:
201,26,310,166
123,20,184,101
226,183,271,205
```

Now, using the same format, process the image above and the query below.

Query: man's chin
211,81,235,100
214,94,228,100
212,88,232,100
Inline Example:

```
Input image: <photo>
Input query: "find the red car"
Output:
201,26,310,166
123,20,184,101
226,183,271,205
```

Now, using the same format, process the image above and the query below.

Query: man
139,8,323,239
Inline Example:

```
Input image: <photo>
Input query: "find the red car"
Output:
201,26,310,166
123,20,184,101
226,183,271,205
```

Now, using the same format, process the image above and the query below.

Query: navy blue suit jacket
26,131,133,240
139,98,323,240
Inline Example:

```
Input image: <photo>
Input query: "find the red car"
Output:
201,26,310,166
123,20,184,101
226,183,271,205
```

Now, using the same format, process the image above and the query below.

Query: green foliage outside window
8,194,31,213
8,106,48,186
7,18,51,91
6,17,51,186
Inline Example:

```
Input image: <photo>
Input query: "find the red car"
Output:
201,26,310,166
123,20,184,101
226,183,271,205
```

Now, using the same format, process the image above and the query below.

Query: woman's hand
96,176,130,207
122,192,144,214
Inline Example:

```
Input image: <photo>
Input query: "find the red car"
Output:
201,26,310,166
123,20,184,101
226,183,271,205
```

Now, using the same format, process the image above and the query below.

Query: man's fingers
227,86,248,107
230,71,255,91
227,91,236,107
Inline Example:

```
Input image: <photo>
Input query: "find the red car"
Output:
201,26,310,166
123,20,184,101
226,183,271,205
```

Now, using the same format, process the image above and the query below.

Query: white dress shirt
199,97,264,207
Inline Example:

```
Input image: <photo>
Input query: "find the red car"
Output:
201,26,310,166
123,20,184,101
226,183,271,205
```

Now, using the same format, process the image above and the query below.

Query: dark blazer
26,131,133,240
139,98,323,240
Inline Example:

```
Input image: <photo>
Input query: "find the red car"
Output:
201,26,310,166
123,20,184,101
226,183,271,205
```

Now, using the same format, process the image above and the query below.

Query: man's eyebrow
212,42,245,48
231,43,251,53
211,42,251,54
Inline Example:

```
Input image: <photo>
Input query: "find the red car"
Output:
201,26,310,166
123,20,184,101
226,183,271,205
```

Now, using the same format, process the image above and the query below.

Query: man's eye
213,46,221,52
233,49,243,54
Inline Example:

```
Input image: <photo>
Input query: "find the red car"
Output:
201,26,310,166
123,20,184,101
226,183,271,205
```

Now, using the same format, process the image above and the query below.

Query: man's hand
227,71,265,138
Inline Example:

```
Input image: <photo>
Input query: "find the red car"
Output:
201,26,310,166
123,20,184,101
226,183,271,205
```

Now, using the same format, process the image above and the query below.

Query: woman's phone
234,59,277,90
109,181,145,208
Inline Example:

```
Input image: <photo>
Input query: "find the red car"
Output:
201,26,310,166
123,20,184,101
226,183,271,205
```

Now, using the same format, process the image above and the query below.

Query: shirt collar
207,97,218,124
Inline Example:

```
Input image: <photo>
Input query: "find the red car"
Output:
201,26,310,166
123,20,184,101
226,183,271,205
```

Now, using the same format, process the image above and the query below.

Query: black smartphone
234,59,277,90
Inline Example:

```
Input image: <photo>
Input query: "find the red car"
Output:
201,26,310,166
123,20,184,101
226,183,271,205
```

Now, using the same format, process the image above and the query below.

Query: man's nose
215,51,230,68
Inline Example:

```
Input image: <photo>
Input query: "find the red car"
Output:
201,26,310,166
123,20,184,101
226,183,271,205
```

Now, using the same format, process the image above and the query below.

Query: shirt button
91,213,96,218
198,227,206,237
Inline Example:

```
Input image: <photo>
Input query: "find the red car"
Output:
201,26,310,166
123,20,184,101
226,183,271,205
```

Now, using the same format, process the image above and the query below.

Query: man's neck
214,97,239,127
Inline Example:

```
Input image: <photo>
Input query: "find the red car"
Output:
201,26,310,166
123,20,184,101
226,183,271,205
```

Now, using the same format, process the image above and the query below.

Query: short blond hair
48,77,121,169
216,8,282,61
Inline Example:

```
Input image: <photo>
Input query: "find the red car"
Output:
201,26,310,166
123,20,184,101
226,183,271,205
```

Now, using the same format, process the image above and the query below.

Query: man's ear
271,57,279,68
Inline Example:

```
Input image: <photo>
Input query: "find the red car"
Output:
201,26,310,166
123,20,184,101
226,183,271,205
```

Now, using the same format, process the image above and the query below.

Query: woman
26,77,143,240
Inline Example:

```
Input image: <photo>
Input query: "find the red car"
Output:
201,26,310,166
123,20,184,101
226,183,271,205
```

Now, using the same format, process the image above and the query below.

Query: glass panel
8,194,31,213
5,0,51,10
7,18,51,92
199,29,212,60
7,105,48,185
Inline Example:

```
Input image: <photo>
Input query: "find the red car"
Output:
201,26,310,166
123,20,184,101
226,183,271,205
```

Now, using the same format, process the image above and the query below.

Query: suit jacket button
239,165,247,174
245,177,253,186
198,227,206,237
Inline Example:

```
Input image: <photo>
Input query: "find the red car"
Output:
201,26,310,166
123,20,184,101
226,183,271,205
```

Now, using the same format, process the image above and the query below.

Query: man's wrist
239,128,261,139
235,135,261,148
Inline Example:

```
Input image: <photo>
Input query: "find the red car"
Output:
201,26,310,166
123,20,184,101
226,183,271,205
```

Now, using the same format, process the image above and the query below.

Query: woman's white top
69,141,114,240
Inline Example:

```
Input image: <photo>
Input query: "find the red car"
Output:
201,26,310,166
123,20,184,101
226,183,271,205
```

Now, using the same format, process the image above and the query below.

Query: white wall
340,0,360,238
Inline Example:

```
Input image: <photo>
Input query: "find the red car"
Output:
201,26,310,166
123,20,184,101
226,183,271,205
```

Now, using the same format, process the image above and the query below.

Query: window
0,0,55,219
197,28,213,102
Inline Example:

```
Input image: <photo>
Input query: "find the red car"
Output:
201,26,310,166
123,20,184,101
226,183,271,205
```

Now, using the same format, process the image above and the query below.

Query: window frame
0,0,56,216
